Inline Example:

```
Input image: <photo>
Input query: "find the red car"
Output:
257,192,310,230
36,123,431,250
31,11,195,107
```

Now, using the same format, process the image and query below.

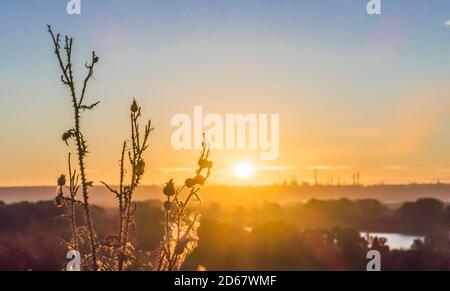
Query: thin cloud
257,166,296,171
381,165,450,172
306,165,349,171
381,165,411,171
444,20,450,26
158,168,193,173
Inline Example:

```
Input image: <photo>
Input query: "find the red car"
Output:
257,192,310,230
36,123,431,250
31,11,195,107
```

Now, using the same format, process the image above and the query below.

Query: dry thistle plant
155,138,212,271
49,26,212,271
101,99,154,271
48,25,100,271
55,154,80,251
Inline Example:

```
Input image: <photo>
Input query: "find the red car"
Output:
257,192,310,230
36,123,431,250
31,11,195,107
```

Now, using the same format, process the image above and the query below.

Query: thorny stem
119,110,152,270
68,154,78,250
100,102,152,271
158,141,211,271
48,25,98,271
117,112,138,271
118,142,126,260
166,211,199,271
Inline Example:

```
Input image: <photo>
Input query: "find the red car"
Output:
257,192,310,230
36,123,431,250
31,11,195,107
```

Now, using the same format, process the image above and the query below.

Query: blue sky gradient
1,1,450,185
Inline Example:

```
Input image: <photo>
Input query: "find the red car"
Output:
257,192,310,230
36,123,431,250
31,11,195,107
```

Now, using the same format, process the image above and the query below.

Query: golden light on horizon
234,162,254,179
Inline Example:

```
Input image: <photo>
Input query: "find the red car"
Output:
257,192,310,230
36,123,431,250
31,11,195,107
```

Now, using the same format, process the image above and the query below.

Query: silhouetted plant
101,99,154,271
48,25,99,270
49,27,212,271
55,154,80,251
155,138,212,271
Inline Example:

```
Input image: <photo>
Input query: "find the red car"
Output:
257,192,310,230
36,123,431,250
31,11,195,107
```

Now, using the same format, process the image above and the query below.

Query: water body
361,232,425,250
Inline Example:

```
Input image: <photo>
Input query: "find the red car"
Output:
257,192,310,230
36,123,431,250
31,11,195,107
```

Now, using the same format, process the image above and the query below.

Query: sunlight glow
234,162,254,179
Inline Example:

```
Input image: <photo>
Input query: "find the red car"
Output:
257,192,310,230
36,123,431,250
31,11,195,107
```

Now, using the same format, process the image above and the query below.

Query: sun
234,162,254,179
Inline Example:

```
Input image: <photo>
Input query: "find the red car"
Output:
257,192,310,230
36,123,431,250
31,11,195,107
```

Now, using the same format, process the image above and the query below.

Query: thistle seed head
57,175,66,187
185,178,195,188
163,179,175,196
198,159,213,170
164,201,172,211
136,160,145,176
131,99,139,113
193,175,206,186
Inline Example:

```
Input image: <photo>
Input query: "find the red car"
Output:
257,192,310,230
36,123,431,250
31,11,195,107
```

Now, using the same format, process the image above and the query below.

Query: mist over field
0,194,448,271
0,183,449,271
1,183,450,206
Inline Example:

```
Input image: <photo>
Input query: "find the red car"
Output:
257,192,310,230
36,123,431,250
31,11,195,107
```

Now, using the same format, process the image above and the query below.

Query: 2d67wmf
218,275,277,287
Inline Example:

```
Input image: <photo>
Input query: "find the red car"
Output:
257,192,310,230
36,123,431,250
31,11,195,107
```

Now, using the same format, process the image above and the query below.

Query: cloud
381,165,450,172
351,86,450,157
306,165,349,171
257,166,296,171
444,20,450,26
380,165,412,171
158,168,193,173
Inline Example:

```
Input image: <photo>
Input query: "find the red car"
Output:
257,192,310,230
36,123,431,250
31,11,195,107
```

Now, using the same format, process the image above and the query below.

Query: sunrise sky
1,0,450,186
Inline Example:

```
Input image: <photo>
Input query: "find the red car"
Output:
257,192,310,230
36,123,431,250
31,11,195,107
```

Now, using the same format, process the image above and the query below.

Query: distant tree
395,198,447,233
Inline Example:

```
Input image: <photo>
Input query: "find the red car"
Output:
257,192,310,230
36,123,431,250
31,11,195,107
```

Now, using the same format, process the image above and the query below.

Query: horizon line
1,181,450,188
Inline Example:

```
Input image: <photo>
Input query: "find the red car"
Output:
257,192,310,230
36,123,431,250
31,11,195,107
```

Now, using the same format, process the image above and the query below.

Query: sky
1,0,450,186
